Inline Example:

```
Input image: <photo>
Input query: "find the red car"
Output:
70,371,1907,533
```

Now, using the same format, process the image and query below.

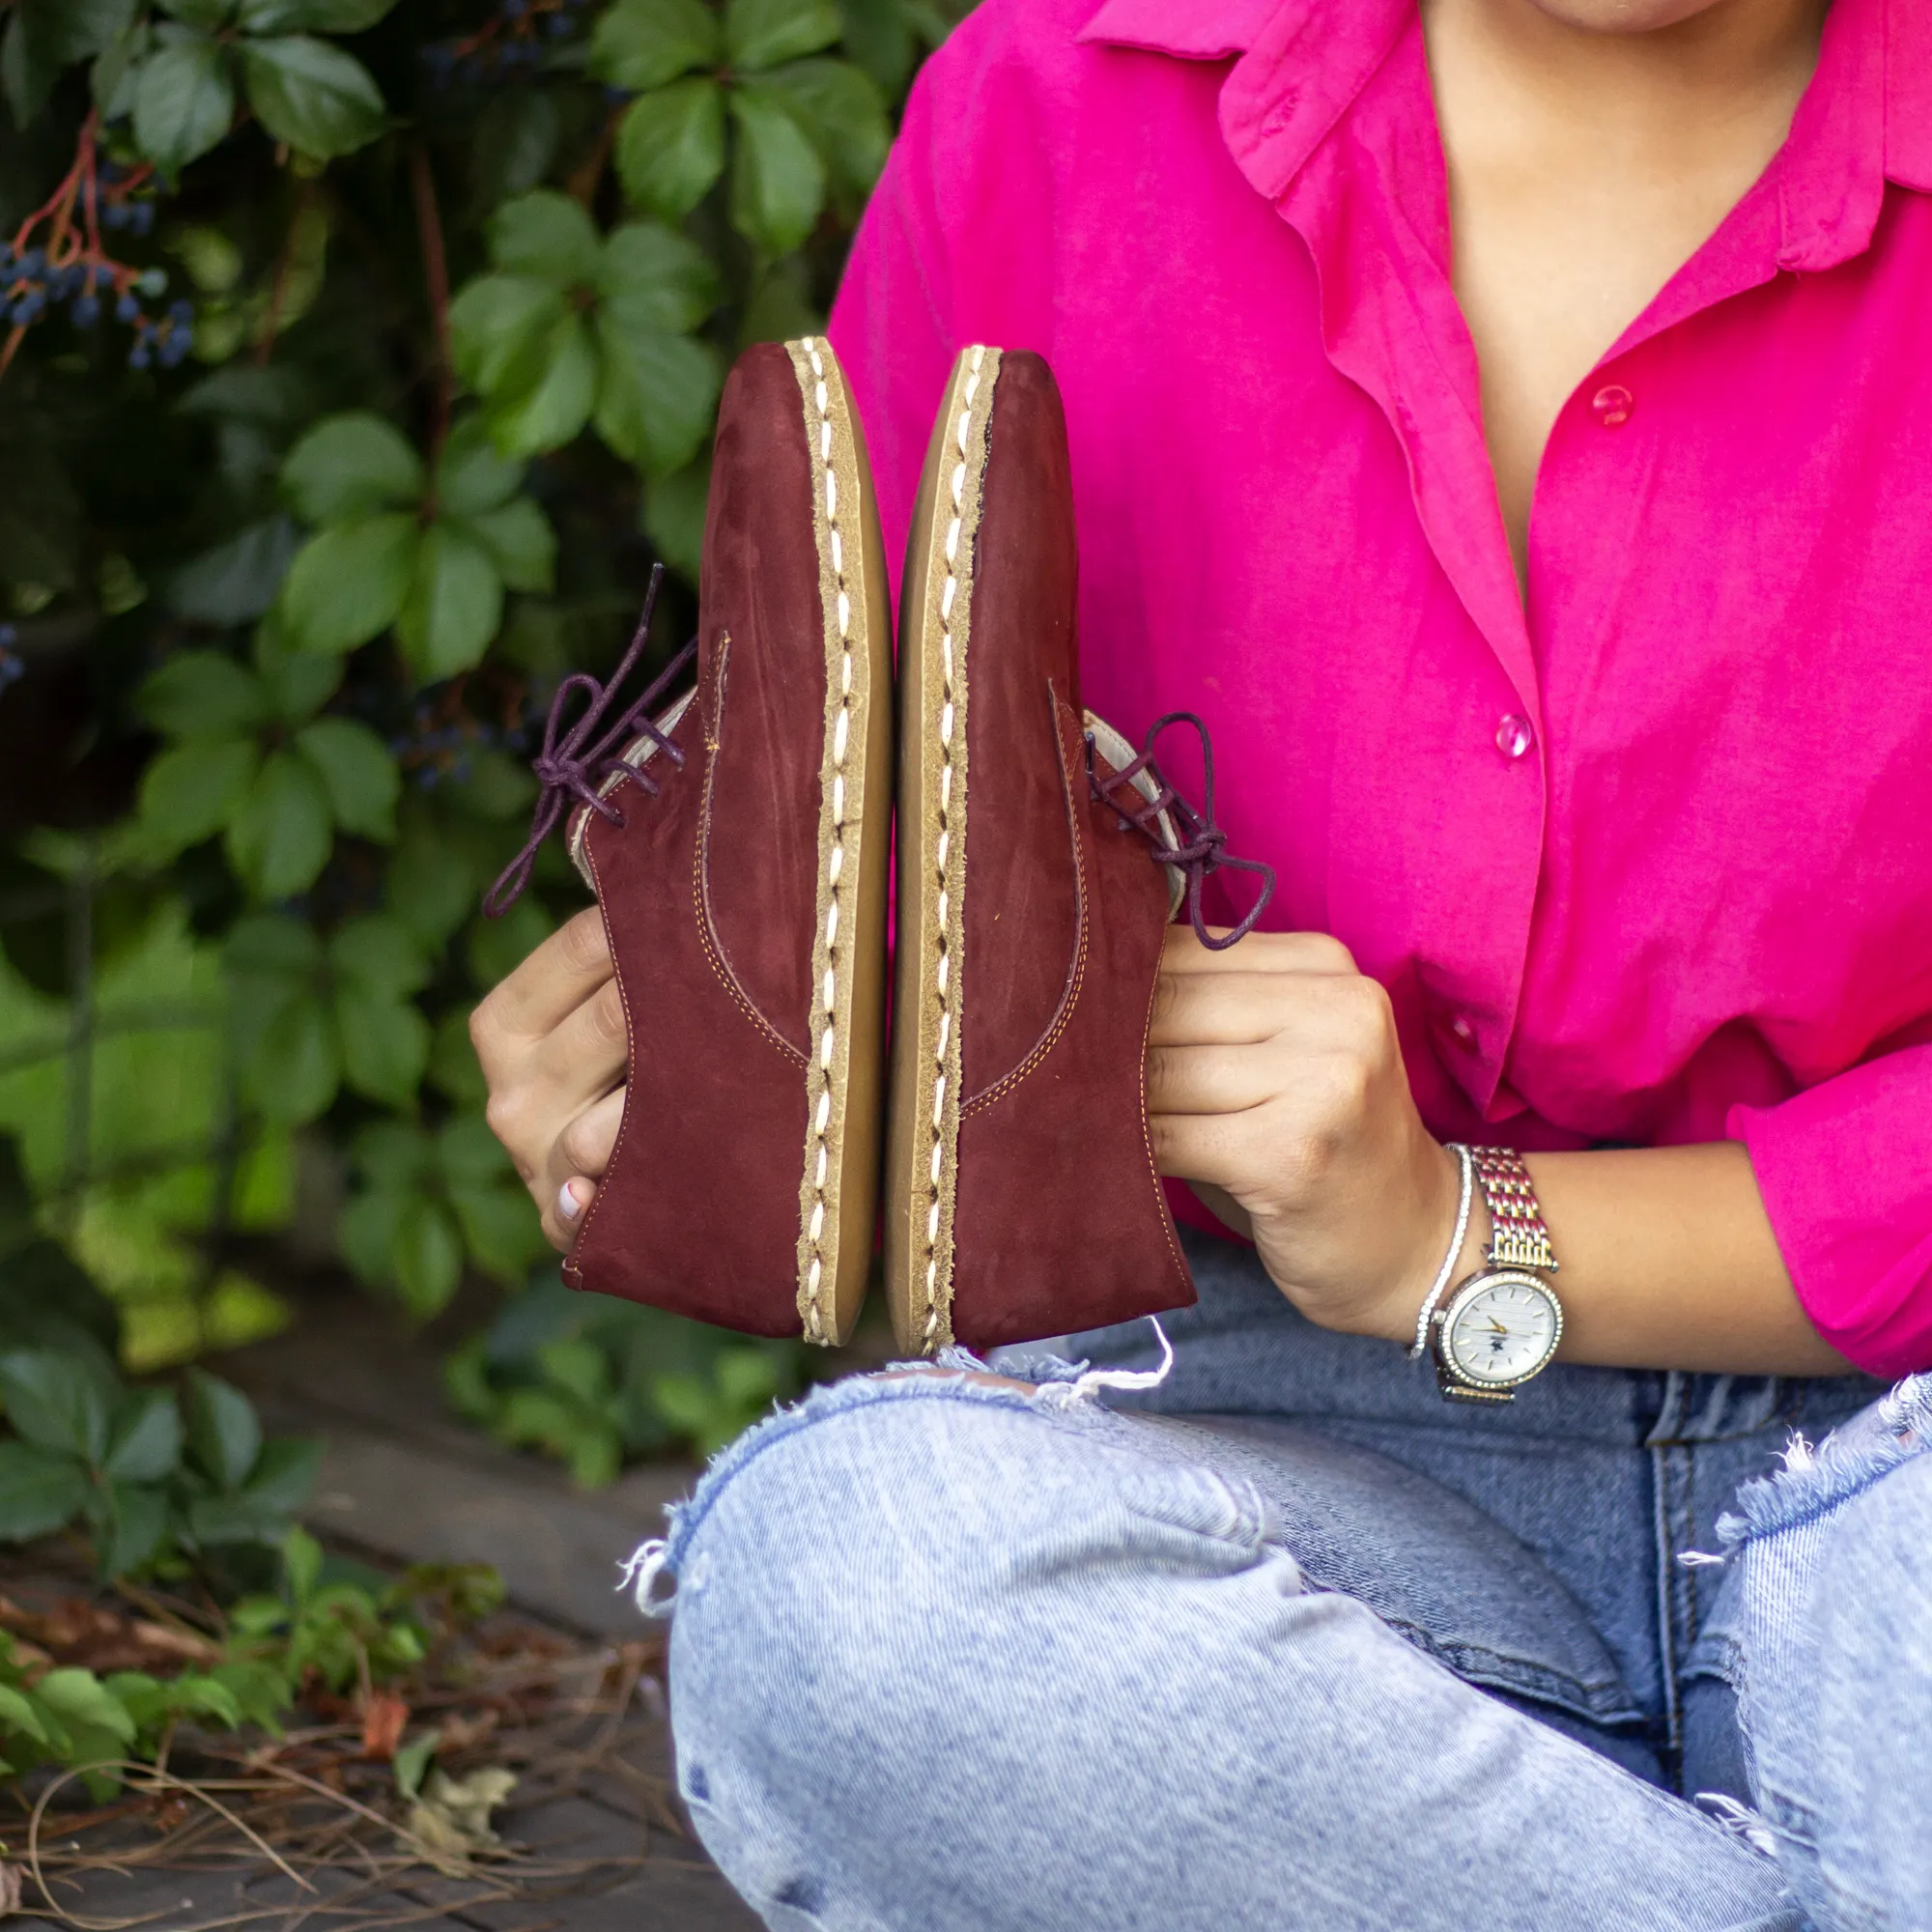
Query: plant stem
411,146,453,476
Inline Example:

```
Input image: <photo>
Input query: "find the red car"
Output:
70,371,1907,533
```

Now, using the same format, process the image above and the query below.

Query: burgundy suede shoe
488,337,894,1346
885,346,1273,1355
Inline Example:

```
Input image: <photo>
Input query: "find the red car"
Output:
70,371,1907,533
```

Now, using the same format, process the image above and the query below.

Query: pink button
1448,1013,1478,1050
1495,714,1534,760
1590,384,1634,428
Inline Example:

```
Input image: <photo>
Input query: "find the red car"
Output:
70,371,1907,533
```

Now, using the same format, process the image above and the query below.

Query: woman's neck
1422,0,1829,591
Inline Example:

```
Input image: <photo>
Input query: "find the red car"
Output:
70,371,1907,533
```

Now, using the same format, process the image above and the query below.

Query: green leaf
239,35,385,159
335,986,430,1106
242,1437,321,1519
98,1482,170,1577
185,1369,263,1491
448,275,569,399
641,452,710,581
435,416,524,519
157,0,234,24
595,317,722,475
226,747,334,899
132,36,237,173
0,1349,117,1464
725,0,840,71
0,1441,89,1542
7,0,139,125
296,718,399,840
225,907,324,979
613,78,726,220
437,1110,514,1189
283,413,425,524
459,498,555,595
589,0,720,91
236,0,398,30
835,0,912,92
102,1390,184,1482
428,1009,488,1106
242,989,339,1122
329,913,430,997
598,220,722,334
254,611,344,722
488,189,602,288
758,56,890,192
338,1185,406,1289
727,84,826,256
138,738,259,850
34,1669,137,1746
0,1681,50,1745
393,1200,464,1319
279,514,418,655
396,525,502,679
137,651,267,739
393,1727,437,1797
449,1184,545,1285
166,516,299,626
352,1118,436,1188
479,312,600,457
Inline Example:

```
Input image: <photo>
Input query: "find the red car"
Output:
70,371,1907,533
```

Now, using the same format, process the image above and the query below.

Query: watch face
1443,1273,1562,1387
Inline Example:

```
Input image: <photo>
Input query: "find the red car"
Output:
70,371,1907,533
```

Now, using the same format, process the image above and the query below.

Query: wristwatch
1429,1148,1564,1404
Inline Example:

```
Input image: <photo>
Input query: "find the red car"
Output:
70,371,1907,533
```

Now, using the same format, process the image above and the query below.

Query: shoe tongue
1085,709,1186,922
565,687,701,892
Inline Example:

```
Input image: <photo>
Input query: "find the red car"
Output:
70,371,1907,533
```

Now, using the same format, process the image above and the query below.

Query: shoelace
485,565,697,918
1088,711,1276,951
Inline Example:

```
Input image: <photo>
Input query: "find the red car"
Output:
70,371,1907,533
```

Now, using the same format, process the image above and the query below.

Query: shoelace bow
484,565,697,918
1089,711,1276,951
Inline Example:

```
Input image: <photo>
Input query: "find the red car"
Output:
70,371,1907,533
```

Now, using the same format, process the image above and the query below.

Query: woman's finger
542,1177,597,1252
472,906,613,1057
526,972,631,1115
546,1085,627,1195
1145,1041,1282,1115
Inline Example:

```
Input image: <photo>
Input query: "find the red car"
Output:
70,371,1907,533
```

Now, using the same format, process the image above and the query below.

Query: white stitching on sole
919,346,986,1350
796,336,855,1347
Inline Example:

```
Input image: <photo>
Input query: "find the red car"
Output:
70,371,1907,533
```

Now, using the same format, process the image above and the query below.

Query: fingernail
557,1179,587,1223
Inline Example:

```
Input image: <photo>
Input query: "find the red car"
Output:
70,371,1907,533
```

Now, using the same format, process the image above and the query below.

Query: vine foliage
0,0,952,1484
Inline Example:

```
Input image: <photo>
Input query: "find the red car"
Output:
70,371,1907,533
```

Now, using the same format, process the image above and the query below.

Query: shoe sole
885,344,1003,1355
782,336,895,1348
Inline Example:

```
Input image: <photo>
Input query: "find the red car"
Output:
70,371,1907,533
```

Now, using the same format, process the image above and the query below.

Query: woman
471,0,1932,1922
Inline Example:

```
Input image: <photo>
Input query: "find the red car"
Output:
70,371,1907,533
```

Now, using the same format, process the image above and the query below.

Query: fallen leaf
359,1690,410,1760
403,1765,517,1872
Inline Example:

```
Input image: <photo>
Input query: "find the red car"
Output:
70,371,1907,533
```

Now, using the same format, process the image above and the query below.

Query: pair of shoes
486,338,1271,1355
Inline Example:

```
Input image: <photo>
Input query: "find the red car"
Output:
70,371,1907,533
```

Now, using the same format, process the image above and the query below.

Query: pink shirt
829,0,1932,1378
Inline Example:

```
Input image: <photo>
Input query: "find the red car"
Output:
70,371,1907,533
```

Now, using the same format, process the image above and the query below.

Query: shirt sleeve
1729,1044,1932,1378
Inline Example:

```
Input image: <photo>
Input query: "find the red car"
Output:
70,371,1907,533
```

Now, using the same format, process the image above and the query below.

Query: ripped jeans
638,1229,1932,1932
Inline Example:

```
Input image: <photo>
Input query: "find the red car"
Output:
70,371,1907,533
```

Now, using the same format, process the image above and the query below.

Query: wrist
1364,1139,1481,1346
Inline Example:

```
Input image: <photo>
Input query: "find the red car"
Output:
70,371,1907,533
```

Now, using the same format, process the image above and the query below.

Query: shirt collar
1079,0,1932,216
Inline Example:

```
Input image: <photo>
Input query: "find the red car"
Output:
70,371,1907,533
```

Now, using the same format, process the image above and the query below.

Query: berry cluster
0,625,22,699
423,0,590,84
0,115,184,377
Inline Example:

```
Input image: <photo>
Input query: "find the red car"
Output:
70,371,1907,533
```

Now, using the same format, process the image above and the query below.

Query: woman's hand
471,905,628,1250
1147,927,1464,1344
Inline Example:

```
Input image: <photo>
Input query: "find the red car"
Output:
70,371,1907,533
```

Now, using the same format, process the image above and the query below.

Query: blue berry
129,341,152,370
19,248,44,277
103,202,129,231
0,623,15,646
129,203,155,238
168,298,193,325
71,294,99,326
160,331,191,367
548,14,572,35
116,292,140,323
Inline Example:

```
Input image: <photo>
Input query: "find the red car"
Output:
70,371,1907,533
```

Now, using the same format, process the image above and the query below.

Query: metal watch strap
1469,1147,1557,1274
1432,1148,1560,1404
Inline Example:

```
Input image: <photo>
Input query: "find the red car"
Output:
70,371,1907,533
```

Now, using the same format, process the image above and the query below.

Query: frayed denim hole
773,1875,826,1913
